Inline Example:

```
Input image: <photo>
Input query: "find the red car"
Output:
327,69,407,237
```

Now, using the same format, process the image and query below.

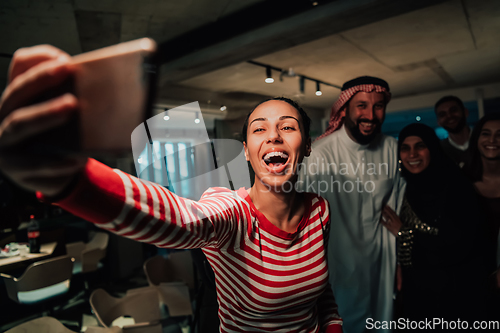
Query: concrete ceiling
179,0,500,116
1,0,499,119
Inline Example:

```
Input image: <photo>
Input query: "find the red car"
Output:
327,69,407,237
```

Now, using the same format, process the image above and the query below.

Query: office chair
89,286,162,333
0,255,74,305
66,231,109,275
5,316,123,333
143,254,193,317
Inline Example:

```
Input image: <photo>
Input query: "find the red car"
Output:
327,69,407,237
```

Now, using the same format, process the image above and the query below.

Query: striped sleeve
317,196,343,332
50,158,240,249
318,283,343,332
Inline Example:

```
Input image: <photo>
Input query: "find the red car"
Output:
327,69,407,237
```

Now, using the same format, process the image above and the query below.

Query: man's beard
344,116,382,145
443,116,467,134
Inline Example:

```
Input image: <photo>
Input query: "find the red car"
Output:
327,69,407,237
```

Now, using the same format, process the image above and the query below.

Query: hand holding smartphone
19,38,158,155
71,38,158,153
0,39,158,196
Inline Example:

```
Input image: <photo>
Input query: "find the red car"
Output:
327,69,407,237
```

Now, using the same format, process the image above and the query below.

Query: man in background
434,95,471,167
299,76,405,333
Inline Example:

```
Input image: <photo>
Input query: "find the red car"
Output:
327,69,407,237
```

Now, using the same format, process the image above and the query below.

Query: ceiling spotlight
416,116,421,121
265,66,274,83
195,112,200,124
312,1,318,6
163,108,169,120
315,81,322,96
220,105,227,111
299,76,305,94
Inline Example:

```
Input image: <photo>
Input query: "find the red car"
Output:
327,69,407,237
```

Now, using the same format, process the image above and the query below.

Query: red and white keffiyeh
315,78,392,142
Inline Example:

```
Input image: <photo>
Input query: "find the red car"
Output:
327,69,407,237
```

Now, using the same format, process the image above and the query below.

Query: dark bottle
27,215,40,253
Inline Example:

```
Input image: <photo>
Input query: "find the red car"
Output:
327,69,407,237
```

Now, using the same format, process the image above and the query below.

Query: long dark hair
463,112,500,182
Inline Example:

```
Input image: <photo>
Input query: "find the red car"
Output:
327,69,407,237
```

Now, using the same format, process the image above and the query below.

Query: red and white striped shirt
50,159,342,332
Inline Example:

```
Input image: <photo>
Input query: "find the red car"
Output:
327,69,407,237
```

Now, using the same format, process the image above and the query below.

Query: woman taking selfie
0,45,342,333
380,123,488,324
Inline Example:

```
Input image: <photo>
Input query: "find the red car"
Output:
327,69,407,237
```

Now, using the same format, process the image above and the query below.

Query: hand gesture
0,45,87,197
380,205,402,236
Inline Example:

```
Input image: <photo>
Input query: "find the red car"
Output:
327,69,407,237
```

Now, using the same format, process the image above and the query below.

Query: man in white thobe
298,76,406,333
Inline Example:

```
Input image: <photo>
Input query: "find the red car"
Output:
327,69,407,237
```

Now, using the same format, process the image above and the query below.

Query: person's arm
380,205,403,236
391,180,481,271
38,158,239,249
0,45,240,249
315,197,342,333
317,282,343,333
0,45,87,197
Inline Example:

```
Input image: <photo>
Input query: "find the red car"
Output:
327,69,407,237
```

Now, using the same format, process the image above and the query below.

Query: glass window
178,143,188,179
136,140,196,198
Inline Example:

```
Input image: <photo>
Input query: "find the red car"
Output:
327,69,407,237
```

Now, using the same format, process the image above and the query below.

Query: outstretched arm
38,158,240,249
0,45,240,249
316,199,342,333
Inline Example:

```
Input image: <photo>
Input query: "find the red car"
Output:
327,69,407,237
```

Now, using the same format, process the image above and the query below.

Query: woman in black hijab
380,123,489,325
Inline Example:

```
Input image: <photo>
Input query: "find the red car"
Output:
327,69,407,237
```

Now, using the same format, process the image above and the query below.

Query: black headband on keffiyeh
315,76,392,141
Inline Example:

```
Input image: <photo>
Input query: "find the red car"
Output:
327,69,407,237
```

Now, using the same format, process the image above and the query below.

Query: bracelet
397,227,414,267
397,228,413,239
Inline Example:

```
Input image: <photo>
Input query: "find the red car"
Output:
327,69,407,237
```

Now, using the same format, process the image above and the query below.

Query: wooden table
0,242,57,273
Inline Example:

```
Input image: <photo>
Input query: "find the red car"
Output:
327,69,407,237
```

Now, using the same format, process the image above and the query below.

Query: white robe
298,125,406,333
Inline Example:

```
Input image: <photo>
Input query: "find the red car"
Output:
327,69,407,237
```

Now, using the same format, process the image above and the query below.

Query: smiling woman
463,113,500,317
379,123,490,325
243,98,310,188
0,45,342,333
399,136,431,174
242,98,312,232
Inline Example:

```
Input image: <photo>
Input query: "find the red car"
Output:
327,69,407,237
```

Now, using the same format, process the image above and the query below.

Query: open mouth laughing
357,120,379,135
262,150,290,174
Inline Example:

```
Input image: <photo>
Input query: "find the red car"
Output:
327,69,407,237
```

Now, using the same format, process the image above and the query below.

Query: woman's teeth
263,151,289,164
408,161,421,166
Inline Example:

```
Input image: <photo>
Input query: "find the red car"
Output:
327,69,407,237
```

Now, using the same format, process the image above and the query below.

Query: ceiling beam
157,0,449,85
